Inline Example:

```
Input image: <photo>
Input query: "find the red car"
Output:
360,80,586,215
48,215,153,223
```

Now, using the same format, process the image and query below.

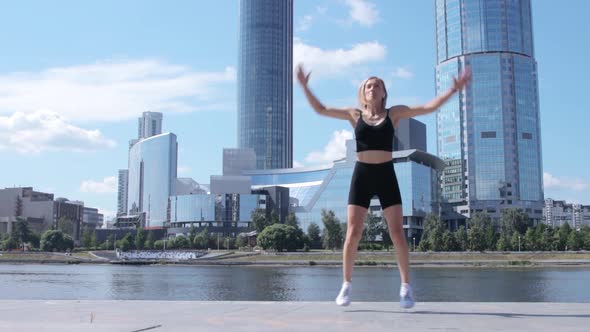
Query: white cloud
178,165,191,175
95,207,116,220
0,59,236,123
544,172,589,192
344,0,379,27
296,15,314,32
305,129,353,165
80,176,117,194
293,160,304,168
294,39,386,78
0,110,116,154
392,67,414,79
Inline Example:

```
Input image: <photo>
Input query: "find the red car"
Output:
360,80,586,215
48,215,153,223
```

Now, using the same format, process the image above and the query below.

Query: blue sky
0,0,588,220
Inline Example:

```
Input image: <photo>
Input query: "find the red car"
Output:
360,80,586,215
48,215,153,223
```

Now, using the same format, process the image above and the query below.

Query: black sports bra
354,109,394,152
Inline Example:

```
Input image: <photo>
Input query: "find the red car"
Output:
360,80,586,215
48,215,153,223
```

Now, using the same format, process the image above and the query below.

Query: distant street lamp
518,235,521,252
412,237,416,251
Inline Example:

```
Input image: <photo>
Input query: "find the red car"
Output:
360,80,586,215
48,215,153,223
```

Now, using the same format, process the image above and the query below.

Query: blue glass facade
127,133,177,227
238,0,293,169
249,155,441,233
170,195,215,223
435,0,543,220
170,193,260,224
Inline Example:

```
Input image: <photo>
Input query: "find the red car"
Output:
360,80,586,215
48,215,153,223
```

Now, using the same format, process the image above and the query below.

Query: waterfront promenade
0,300,588,331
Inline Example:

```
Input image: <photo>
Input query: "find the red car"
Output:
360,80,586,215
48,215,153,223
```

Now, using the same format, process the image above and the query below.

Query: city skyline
0,1,588,220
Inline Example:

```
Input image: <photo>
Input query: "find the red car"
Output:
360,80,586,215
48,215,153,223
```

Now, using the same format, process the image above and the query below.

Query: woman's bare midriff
356,150,393,164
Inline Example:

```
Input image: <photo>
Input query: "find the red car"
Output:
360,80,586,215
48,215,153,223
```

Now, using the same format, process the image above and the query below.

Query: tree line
419,209,590,252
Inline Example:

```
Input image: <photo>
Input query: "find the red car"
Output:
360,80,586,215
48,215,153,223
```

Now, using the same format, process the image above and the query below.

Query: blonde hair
358,76,388,110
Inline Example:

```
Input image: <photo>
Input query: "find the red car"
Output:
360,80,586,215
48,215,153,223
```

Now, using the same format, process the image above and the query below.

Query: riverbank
3,250,590,267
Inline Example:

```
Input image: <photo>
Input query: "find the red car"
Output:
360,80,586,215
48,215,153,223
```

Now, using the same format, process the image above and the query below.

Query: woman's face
364,78,385,103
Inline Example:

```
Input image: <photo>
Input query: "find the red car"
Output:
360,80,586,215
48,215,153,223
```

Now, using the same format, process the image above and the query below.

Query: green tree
105,234,115,250
57,217,74,237
307,223,321,249
135,227,146,250
442,230,460,251
145,231,155,250
1,235,18,250
285,213,299,228
419,214,444,251
567,230,584,251
235,235,246,249
40,230,74,252
174,236,191,249
381,227,393,251
555,223,572,251
468,212,496,251
81,228,92,249
321,210,343,250
533,223,550,251
500,208,530,236
188,225,198,248
153,240,164,250
363,213,383,245
257,224,302,251
193,227,210,249
13,218,33,248
251,208,270,233
28,232,40,249
524,228,536,251
580,226,590,250
456,226,468,251
496,236,510,251
116,233,134,252
270,210,280,225
539,226,554,251
90,230,98,249
510,231,523,251
468,213,488,251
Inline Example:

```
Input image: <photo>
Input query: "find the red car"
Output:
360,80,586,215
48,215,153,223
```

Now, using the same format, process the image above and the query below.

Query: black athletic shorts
347,160,402,209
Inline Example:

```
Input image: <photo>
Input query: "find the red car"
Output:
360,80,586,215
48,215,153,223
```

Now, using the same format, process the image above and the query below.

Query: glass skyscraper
127,133,178,228
238,0,293,169
435,0,544,221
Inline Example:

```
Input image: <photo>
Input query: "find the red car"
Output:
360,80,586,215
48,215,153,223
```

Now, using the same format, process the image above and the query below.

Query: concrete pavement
0,300,588,331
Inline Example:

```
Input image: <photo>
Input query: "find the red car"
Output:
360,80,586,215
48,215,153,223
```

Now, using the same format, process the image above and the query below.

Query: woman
296,64,471,308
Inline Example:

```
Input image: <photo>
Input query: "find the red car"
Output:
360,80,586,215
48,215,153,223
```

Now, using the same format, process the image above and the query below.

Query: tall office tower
117,169,129,216
238,0,293,169
138,111,163,139
127,133,178,228
435,0,543,222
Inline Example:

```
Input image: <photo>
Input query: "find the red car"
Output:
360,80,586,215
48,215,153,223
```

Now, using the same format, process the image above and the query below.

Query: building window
522,132,533,139
481,131,497,138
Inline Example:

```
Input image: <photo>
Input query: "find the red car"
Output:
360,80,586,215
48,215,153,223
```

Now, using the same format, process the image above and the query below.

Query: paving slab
0,300,589,331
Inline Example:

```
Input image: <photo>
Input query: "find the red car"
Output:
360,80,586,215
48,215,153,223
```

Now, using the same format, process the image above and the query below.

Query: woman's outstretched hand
452,67,472,92
296,64,311,87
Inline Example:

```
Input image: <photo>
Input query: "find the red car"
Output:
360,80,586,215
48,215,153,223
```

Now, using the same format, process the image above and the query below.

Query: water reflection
0,264,588,302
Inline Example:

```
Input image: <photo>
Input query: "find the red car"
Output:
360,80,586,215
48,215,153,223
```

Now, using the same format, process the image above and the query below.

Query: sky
0,0,589,220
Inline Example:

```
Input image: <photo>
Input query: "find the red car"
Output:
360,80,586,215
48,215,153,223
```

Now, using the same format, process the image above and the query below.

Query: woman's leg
335,204,367,306
382,204,415,308
382,204,409,283
342,204,368,282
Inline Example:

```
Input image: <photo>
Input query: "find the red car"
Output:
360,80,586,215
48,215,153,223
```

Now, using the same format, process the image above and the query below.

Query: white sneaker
335,282,352,306
399,283,415,309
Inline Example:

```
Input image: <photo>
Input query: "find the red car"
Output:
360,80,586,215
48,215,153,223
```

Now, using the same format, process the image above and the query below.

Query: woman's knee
390,225,404,238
